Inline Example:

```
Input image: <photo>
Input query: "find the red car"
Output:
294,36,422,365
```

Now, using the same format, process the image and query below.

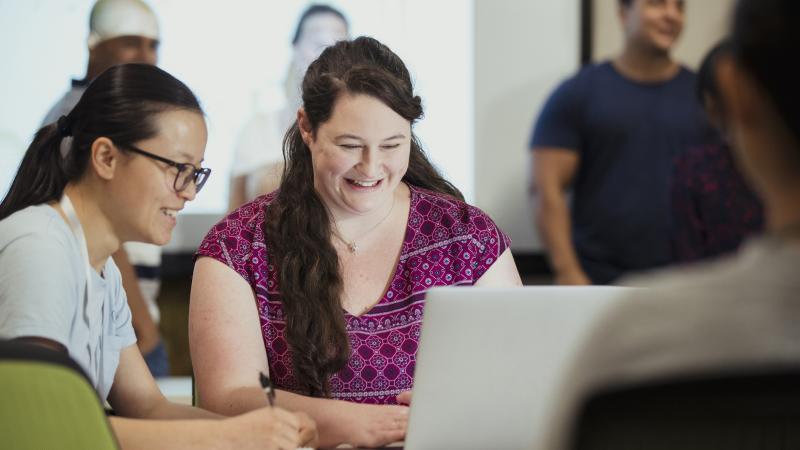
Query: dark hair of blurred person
669,40,764,262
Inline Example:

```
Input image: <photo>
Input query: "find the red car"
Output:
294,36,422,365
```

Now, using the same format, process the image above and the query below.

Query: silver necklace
332,194,396,254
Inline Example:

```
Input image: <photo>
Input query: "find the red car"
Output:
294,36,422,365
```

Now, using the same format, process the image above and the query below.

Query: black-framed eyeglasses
123,144,211,194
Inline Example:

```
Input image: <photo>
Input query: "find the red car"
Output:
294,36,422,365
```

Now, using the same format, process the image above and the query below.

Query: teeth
351,179,379,187
161,209,178,218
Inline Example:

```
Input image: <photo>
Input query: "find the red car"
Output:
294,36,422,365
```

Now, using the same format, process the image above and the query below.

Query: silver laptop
404,286,632,450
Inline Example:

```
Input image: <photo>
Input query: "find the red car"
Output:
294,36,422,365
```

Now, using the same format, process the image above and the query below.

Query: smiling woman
190,36,523,449
0,63,316,450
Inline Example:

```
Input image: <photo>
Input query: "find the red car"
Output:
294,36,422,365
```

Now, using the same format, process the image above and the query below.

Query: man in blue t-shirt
530,0,714,284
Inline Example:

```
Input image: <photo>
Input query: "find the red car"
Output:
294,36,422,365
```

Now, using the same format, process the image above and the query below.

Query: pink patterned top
196,185,510,404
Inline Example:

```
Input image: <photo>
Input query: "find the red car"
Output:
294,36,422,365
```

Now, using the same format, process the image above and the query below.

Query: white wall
592,0,736,68
474,0,581,252
2,1,736,254
0,0,473,208
0,0,474,252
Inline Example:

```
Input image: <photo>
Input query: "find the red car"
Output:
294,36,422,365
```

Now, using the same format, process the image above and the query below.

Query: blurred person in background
42,0,169,377
530,0,714,285
543,0,800,447
229,4,349,210
670,40,763,262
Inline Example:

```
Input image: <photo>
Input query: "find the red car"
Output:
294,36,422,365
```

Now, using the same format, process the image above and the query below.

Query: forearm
141,399,223,421
110,416,227,450
207,385,348,448
274,389,351,448
536,194,586,279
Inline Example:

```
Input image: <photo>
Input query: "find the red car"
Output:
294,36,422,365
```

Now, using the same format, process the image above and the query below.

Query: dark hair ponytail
265,36,462,397
0,63,202,221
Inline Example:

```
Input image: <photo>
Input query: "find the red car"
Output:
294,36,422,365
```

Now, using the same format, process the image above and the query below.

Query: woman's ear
297,107,314,146
89,137,121,181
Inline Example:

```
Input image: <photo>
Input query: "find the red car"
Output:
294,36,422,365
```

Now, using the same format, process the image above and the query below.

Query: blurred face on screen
621,0,685,53
293,13,349,78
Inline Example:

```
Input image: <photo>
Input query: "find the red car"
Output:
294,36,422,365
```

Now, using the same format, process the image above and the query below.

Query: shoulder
602,248,767,335
577,242,800,390
0,206,83,344
410,186,480,225
197,192,276,263
664,65,699,93
206,193,275,240
537,63,610,115
0,205,75,257
570,62,617,88
408,186,509,248
548,63,605,97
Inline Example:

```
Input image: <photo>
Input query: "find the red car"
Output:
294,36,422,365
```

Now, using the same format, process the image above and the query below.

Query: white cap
87,0,159,49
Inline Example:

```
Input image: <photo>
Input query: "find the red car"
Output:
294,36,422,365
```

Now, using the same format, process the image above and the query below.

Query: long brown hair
264,36,462,397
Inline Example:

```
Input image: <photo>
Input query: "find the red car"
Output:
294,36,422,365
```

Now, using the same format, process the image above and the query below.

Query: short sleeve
529,75,584,151
0,232,79,346
195,199,266,285
467,205,512,281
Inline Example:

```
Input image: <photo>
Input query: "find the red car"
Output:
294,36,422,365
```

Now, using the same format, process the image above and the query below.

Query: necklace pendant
348,242,358,253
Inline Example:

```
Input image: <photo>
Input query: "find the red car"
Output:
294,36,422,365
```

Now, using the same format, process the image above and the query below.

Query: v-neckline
342,185,416,318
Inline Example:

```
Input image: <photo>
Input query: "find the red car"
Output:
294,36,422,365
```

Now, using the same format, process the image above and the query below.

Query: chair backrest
0,340,119,450
570,369,800,450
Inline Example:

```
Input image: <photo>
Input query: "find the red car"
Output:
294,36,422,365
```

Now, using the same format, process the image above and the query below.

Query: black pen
259,371,276,407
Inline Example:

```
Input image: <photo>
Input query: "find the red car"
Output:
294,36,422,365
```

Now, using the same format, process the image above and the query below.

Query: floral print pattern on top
197,185,510,404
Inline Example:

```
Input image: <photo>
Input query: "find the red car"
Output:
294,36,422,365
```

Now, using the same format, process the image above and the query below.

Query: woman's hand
296,411,319,448
337,402,409,448
396,390,412,405
224,406,313,450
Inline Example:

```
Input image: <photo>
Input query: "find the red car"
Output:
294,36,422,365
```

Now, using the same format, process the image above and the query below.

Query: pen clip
259,371,276,407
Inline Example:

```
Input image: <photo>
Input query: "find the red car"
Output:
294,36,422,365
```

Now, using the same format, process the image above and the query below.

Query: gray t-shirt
0,204,137,400
541,235,800,450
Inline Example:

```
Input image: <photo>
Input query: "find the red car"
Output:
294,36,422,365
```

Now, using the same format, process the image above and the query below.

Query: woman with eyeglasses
0,63,315,450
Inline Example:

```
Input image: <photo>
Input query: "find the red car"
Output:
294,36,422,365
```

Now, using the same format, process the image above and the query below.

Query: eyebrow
334,133,407,141
177,151,204,164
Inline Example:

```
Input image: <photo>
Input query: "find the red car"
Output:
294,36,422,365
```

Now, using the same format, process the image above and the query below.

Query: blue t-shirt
530,62,715,284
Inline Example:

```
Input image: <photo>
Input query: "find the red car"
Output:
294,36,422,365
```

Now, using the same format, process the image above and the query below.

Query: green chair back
0,343,119,450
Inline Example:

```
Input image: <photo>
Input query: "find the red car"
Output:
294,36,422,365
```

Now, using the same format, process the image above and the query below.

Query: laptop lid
404,286,631,450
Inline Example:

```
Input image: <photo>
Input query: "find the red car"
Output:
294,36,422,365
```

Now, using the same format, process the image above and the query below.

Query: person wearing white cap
41,0,169,379
42,0,160,126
